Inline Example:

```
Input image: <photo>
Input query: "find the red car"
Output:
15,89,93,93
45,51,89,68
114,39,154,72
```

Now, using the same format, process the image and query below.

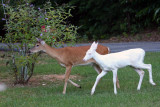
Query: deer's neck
93,52,105,66
44,44,59,59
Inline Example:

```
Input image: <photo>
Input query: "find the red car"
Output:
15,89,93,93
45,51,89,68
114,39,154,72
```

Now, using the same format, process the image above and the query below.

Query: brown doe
29,38,120,94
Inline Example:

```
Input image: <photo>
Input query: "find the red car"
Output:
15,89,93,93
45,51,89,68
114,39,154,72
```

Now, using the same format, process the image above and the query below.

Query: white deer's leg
147,64,156,85
136,64,156,85
93,64,120,89
91,71,107,95
134,69,144,90
112,69,118,95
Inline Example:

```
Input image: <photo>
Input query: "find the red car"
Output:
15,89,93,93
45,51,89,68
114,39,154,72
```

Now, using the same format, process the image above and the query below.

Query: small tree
1,1,77,84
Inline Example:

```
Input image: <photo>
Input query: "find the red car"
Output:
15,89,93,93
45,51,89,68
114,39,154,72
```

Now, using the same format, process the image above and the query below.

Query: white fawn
29,38,120,94
83,42,156,95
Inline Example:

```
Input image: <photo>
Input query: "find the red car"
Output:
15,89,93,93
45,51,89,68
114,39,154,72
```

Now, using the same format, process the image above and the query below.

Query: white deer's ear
91,41,98,50
95,42,98,49
40,41,45,45
93,42,98,50
91,41,96,48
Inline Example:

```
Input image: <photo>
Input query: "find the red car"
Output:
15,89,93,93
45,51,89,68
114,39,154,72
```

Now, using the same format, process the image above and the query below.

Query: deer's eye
36,45,39,47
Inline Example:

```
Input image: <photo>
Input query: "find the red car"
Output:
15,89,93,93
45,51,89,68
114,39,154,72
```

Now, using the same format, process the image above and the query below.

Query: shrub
1,1,77,84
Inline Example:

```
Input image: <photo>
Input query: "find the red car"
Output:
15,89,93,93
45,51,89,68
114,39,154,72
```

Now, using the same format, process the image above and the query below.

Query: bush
1,1,77,84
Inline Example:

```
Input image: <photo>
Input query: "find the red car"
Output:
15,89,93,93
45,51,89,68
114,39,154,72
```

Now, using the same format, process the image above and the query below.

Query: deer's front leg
93,64,120,89
91,71,107,95
63,66,72,94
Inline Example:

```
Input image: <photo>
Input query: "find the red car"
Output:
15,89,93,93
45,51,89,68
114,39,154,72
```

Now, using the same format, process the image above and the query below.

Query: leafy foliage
1,1,77,84
69,0,160,40
1,0,160,40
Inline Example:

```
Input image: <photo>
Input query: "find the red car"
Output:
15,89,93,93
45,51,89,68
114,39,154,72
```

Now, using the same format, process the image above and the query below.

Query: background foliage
0,0,77,84
1,0,160,40
69,0,160,40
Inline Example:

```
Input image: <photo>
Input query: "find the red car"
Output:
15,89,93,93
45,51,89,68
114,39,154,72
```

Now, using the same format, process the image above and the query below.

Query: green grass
0,52,160,107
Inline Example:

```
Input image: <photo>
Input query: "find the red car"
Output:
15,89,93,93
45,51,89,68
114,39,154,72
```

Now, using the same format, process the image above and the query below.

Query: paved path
0,42,160,52
102,42,160,52
75,42,160,52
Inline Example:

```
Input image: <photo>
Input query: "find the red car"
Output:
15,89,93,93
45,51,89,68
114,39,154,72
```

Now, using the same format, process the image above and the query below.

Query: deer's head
83,41,98,61
29,38,46,53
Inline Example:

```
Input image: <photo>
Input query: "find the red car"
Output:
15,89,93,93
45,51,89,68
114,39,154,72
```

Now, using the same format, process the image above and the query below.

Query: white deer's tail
0,83,7,92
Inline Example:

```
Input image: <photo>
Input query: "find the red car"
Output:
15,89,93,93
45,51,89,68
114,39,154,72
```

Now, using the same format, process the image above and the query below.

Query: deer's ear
40,41,45,45
90,41,96,48
36,38,43,42
36,38,40,42
36,38,44,45
95,42,98,50
91,41,98,50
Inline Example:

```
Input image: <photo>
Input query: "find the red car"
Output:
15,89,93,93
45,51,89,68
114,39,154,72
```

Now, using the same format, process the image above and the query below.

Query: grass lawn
0,52,160,107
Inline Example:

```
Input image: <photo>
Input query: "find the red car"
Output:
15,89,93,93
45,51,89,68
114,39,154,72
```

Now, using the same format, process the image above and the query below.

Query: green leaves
3,1,78,47
2,1,77,84
154,8,160,22
70,0,160,40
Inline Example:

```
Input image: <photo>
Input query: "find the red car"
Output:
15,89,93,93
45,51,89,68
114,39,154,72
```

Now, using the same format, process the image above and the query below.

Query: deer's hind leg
133,63,156,86
134,68,145,90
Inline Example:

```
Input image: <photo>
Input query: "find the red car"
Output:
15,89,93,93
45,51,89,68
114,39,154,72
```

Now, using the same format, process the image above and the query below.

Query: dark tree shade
1,0,160,40
69,0,160,40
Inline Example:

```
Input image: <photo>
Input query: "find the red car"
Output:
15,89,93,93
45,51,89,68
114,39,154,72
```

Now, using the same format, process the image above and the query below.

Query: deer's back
58,44,109,66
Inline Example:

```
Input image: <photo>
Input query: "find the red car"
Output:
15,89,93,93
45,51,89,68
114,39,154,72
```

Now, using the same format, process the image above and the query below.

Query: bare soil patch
28,74,80,86
1,74,81,87
0,64,5,66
